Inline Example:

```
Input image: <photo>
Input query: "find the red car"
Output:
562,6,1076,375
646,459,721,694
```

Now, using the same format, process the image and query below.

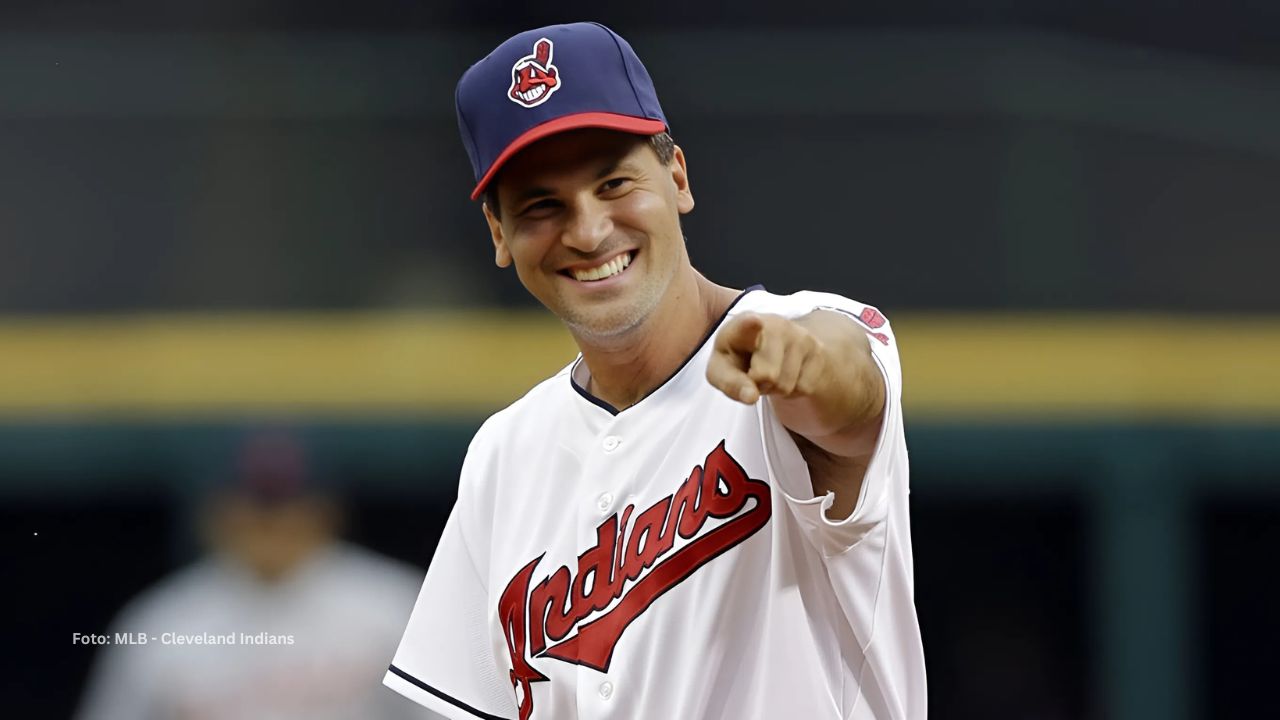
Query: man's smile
560,250,637,283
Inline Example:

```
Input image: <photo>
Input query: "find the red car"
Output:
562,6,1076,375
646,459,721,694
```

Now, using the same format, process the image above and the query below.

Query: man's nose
560,199,613,253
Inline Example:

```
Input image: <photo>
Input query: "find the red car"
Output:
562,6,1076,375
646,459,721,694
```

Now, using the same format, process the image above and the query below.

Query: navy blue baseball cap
456,22,669,200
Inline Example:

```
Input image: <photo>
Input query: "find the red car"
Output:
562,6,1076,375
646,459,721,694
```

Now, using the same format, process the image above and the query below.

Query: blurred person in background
75,430,435,720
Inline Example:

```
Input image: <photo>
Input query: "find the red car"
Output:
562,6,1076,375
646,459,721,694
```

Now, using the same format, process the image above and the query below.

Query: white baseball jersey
77,542,432,720
385,287,925,719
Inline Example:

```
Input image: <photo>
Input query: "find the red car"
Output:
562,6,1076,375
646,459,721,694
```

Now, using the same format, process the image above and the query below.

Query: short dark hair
484,132,676,220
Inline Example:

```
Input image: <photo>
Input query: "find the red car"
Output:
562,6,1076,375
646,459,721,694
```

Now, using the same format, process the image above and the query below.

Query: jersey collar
569,285,765,416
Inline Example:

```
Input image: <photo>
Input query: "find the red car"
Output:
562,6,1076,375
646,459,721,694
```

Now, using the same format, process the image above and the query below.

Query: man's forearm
770,310,885,461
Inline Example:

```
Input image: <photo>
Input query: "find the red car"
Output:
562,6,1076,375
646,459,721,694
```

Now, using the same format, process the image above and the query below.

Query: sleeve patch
816,304,891,346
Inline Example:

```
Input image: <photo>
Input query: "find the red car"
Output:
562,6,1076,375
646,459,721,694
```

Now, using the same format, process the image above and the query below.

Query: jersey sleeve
383,439,518,720
756,292,907,555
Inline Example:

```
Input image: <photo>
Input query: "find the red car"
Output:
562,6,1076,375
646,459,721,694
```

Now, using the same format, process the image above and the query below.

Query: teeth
571,252,632,282
519,85,546,103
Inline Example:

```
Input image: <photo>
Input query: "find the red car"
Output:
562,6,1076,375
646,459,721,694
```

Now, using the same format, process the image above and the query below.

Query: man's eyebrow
513,186,555,205
596,160,642,179
511,159,641,204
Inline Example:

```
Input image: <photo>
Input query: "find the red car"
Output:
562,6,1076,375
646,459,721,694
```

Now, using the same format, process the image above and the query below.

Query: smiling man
385,22,926,720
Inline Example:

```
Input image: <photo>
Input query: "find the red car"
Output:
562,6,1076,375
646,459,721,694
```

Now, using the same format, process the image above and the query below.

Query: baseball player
77,432,429,720
385,22,926,719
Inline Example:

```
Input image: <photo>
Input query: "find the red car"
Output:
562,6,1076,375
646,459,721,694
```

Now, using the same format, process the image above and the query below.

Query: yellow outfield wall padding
0,312,1277,420
0,312,578,415
896,314,1280,420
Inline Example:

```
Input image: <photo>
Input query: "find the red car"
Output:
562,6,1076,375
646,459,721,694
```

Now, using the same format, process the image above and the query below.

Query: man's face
206,494,338,582
484,129,694,341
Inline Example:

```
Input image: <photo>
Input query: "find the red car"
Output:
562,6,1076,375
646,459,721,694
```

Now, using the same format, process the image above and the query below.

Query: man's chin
564,314,644,341
550,278,667,343
560,303,652,342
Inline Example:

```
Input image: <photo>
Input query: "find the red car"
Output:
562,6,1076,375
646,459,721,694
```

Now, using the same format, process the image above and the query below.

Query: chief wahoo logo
508,38,560,107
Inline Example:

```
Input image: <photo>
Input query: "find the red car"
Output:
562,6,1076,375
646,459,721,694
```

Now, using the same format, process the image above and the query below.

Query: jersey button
596,492,614,515
602,435,621,452
598,680,614,700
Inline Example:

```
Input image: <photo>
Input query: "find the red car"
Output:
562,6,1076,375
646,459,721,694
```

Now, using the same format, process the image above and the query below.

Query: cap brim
470,112,667,200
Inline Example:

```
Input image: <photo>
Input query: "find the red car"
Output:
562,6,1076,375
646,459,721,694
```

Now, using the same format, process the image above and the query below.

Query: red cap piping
470,112,667,200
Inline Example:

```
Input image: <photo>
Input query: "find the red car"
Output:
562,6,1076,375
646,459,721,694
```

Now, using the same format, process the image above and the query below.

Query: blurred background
3,2,1278,719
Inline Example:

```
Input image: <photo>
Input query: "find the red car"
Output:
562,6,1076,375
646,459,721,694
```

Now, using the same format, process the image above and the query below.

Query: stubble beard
558,251,678,344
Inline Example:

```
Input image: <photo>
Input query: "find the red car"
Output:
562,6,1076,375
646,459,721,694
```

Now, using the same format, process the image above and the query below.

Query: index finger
714,313,765,357
706,352,760,404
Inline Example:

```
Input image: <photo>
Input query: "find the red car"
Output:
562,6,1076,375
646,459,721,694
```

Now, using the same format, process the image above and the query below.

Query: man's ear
671,145,694,215
483,201,513,268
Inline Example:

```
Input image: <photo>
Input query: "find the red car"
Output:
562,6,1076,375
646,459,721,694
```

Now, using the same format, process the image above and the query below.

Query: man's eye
600,177,630,192
520,199,560,216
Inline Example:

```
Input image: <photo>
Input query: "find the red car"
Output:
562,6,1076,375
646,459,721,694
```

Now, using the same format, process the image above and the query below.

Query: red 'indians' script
498,440,772,720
